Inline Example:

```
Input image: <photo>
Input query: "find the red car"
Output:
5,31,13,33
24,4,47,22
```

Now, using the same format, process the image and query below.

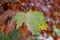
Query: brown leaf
55,0,60,2
0,24,6,33
5,20,16,35
8,3,18,10
18,23,28,36
55,24,60,30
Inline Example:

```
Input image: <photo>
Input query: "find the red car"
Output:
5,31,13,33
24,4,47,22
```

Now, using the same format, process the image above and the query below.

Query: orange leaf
18,23,28,36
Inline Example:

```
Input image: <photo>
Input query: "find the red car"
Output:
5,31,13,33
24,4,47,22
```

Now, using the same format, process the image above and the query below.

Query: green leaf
13,11,47,35
53,25,60,36
13,12,26,29
7,30,23,40
7,30,18,40
26,11,47,35
0,30,23,40
0,32,5,40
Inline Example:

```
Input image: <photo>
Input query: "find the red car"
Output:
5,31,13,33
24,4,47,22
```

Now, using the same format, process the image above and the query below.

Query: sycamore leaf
26,11,47,35
13,12,26,29
13,11,47,35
